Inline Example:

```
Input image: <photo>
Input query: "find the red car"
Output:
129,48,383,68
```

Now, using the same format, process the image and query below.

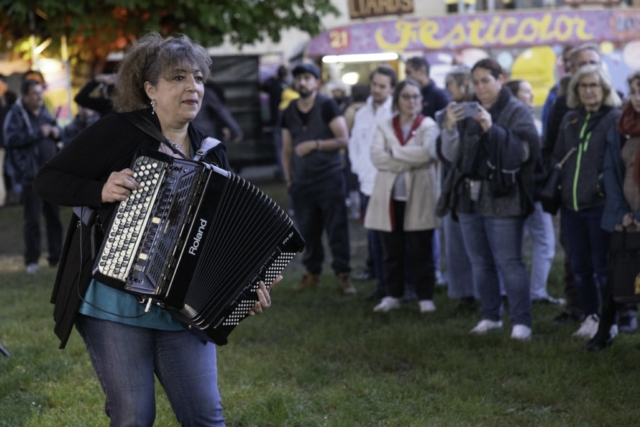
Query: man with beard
3,79,63,273
349,66,396,299
281,63,356,295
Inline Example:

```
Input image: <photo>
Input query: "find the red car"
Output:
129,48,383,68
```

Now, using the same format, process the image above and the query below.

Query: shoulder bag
539,146,577,215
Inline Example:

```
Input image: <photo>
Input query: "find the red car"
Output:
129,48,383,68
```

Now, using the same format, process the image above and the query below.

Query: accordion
92,149,304,345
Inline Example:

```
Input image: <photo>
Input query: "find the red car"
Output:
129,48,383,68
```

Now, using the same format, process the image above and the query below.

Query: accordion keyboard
96,156,168,281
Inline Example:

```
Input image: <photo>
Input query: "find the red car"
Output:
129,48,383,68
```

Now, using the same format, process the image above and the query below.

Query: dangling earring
150,99,156,114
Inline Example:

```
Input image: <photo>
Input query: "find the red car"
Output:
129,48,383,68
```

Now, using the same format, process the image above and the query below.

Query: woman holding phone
438,58,540,341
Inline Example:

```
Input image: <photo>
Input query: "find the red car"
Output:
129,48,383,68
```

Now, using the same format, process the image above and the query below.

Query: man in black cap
281,63,356,295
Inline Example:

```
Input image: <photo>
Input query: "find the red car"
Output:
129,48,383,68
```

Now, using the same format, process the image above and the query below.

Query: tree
0,0,339,61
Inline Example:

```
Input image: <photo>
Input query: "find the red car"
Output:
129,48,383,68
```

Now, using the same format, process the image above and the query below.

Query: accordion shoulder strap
193,137,222,162
122,112,190,160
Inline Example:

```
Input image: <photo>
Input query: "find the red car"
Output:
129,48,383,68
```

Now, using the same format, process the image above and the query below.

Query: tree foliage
0,0,339,60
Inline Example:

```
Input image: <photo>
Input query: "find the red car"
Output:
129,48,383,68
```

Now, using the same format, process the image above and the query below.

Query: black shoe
552,311,582,325
355,271,375,281
454,297,477,315
365,289,386,301
584,333,614,352
619,315,638,334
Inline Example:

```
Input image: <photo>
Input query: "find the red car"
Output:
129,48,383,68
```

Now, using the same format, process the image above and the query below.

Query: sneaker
469,319,503,335
618,314,638,334
337,273,357,295
532,296,566,305
610,324,619,339
511,324,532,341
373,296,401,313
573,314,600,339
25,263,40,274
418,300,436,313
295,273,320,292
435,270,447,286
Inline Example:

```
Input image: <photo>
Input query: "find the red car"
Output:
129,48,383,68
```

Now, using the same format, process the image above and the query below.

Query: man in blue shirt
405,56,451,120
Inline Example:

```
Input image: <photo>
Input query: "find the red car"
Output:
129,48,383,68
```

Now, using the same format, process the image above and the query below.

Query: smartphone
458,101,479,118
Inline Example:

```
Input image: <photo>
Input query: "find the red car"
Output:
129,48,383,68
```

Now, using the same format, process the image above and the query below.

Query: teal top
78,143,199,330
78,279,184,330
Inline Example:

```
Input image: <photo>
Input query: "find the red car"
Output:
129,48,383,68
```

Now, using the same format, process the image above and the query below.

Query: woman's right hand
101,168,141,203
622,213,635,227
444,102,465,131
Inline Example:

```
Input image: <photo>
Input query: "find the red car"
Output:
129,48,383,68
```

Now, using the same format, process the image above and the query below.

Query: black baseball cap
292,63,320,79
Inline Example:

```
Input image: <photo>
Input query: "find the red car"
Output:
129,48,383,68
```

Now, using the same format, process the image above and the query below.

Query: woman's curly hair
112,32,212,113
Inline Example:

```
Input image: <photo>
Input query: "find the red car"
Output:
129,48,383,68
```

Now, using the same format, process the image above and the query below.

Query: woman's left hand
248,275,282,316
473,106,492,133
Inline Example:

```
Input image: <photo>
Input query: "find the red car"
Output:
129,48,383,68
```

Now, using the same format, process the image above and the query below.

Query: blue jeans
443,213,476,299
458,213,531,327
561,206,610,316
524,202,556,300
76,315,224,427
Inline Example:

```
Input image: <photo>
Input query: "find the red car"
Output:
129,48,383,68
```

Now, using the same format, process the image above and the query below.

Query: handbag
539,146,577,215
609,227,640,304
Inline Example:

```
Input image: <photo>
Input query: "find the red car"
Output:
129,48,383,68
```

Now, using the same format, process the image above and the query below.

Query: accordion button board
92,149,305,345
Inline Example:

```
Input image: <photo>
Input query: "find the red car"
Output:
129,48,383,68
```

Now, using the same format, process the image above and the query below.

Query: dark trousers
380,201,435,300
360,193,385,292
290,175,351,276
559,213,582,316
562,206,611,316
22,183,63,265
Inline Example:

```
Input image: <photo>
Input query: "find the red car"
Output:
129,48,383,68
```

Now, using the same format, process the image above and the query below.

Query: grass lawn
1,179,640,426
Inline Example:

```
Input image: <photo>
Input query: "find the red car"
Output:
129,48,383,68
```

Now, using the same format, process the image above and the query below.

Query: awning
306,9,640,56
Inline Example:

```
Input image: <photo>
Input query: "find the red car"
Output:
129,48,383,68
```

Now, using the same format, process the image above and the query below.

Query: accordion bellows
93,149,305,344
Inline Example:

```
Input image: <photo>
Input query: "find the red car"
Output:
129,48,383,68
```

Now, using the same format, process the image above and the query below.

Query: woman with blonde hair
436,66,478,312
552,64,622,340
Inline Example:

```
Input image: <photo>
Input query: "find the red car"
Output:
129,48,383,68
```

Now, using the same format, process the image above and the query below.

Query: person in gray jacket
3,79,63,273
551,65,622,340
438,58,540,341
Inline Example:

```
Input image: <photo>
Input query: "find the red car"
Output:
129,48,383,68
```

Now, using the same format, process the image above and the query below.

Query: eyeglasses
576,60,600,68
578,83,601,91
400,94,422,101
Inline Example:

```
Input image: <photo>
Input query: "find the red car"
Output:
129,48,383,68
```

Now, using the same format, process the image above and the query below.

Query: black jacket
3,100,58,184
33,108,230,348
551,106,620,212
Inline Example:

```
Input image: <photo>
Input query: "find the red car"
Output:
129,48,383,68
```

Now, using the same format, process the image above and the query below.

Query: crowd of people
0,33,639,424
277,44,640,351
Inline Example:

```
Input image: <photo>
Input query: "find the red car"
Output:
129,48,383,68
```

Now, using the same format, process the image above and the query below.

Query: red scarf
618,102,640,138
389,114,425,230
392,114,425,146
619,103,640,191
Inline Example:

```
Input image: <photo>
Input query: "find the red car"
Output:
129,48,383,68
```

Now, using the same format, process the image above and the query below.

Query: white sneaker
469,319,503,335
25,263,40,274
573,314,600,339
610,324,619,339
419,300,436,313
373,296,401,313
511,324,532,341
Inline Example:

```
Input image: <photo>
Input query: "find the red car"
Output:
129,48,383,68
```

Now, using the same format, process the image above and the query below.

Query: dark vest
283,94,342,186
